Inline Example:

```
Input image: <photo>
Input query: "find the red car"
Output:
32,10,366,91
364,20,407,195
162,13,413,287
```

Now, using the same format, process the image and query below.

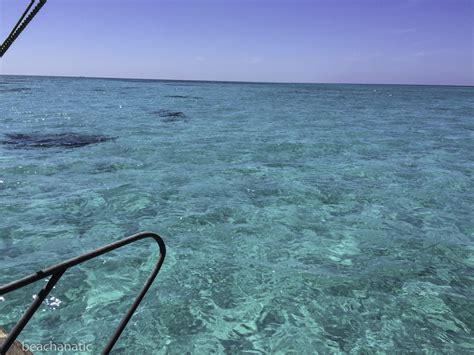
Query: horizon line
0,73,472,88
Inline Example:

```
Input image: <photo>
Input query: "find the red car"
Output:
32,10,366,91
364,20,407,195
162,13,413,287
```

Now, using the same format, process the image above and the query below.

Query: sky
0,0,472,85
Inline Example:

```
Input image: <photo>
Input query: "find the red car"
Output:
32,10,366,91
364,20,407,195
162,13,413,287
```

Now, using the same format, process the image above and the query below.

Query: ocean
0,75,473,353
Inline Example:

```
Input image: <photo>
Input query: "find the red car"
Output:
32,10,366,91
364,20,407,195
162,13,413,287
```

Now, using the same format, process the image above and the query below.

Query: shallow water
0,75,473,353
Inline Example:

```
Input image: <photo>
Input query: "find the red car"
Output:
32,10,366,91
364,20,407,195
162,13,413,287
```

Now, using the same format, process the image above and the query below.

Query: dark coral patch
153,110,188,122
1,133,115,149
165,95,202,99
0,87,32,93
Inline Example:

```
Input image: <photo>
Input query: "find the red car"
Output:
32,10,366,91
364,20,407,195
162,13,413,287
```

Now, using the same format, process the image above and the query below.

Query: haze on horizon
0,0,472,86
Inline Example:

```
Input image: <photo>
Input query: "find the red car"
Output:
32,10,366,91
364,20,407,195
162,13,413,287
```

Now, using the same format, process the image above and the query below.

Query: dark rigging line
0,0,47,57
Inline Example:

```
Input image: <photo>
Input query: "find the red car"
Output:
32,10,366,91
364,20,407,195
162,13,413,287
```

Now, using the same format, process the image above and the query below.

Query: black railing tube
0,231,166,354
104,241,166,353
0,232,165,295
0,270,65,352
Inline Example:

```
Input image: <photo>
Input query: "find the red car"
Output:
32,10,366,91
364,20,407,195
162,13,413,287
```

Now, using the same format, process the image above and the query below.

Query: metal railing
0,231,166,354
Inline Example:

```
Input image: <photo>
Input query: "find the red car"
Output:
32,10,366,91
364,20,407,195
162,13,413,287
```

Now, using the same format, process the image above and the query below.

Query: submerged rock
0,87,31,93
154,110,186,118
153,110,188,122
1,133,115,149
165,95,201,99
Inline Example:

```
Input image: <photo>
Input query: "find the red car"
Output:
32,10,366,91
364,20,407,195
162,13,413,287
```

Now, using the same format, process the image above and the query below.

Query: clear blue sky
1,0,472,85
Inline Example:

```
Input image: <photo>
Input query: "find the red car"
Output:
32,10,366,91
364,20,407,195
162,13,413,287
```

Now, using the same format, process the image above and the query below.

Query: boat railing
0,231,166,354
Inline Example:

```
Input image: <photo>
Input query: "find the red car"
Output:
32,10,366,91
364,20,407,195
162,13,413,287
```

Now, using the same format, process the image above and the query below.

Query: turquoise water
0,75,473,354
